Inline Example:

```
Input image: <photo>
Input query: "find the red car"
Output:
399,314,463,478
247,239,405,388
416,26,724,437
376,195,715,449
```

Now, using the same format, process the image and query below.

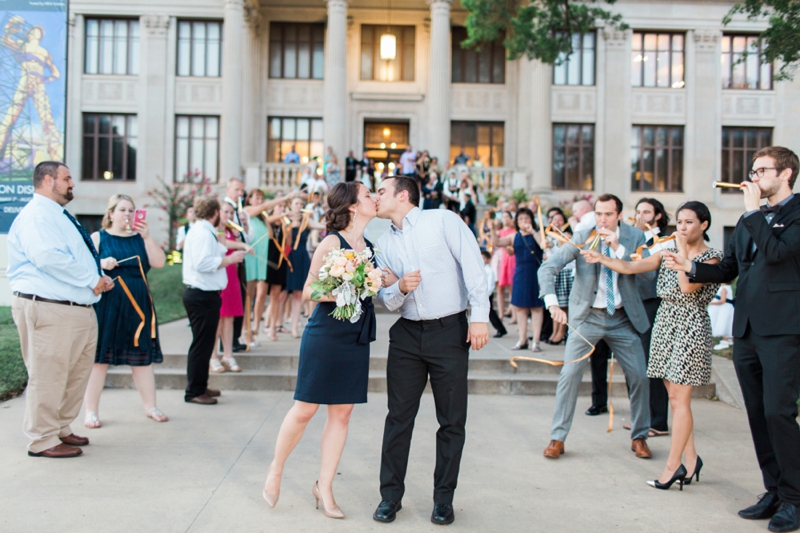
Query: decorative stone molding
223,0,245,9
722,92,776,120
142,15,170,37
551,87,597,122
602,27,629,49
693,29,721,52
423,17,431,33
630,89,686,121
244,5,262,33
426,0,453,5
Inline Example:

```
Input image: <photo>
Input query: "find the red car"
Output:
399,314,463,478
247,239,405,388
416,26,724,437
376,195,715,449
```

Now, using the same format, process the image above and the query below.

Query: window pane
582,145,594,190
672,149,683,191
192,23,207,76
631,52,642,86
361,40,373,80
760,61,772,90
207,32,221,77
269,118,281,139
403,41,415,81
582,48,594,85
554,61,567,85
312,42,324,78
567,50,580,85
311,119,323,141
643,50,656,87
85,20,99,74
284,41,297,78
129,22,140,75
721,51,731,88
642,149,654,191
298,41,310,78
464,47,477,82
655,148,667,191
283,119,296,141
671,52,684,86
178,22,191,76
492,44,505,83
177,116,189,137
205,139,218,181
296,119,310,141
100,20,114,74
553,146,565,189
270,41,283,78
553,124,566,146
478,48,491,83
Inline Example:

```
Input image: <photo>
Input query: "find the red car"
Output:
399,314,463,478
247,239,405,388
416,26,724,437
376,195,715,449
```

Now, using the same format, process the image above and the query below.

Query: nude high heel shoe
262,465,280,508
312,481,344,519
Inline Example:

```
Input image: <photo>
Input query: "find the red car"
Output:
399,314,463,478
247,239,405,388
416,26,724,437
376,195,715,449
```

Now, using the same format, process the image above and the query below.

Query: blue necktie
603,244,615,316
63,209,101,275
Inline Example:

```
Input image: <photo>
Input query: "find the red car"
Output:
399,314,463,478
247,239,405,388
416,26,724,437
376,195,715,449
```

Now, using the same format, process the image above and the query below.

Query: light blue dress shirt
7,193,102,305
375,207,489,323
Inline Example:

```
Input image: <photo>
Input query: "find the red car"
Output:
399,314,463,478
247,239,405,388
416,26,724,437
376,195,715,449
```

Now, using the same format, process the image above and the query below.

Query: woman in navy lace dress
83,194,167,428
262,182,379,519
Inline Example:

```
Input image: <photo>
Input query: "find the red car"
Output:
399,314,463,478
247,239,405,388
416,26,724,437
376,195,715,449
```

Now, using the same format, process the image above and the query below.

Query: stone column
141,16,170,184
600,28,631,200
690,29,721,204
324,0,348,162
427,0,452,164
241,5,262,167
66,14,84,171
528,60,552,191
220,0,245,181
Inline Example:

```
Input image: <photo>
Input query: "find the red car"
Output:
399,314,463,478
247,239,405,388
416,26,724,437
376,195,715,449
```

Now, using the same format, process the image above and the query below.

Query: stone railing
250,162,306,191
448,166,524,195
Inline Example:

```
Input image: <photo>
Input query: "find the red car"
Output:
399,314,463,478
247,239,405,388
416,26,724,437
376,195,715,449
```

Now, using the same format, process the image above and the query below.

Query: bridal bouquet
310,247,382,322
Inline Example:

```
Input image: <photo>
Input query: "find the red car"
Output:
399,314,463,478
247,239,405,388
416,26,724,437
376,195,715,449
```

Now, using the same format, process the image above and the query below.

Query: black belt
402,310,467,328
185,286,221,294
13,292,92,308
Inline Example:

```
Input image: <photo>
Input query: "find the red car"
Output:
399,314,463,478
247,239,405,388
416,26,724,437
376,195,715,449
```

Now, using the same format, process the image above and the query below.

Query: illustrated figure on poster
0,15,63,161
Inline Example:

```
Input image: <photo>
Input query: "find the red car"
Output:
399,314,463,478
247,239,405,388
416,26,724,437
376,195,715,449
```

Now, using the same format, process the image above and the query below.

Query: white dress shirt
6,193,102,305
543,226,626,310
375,207,489,323
399,151,417,175
484,263,496,296
182,219,228,291
224,196,255,242
176,222,195,249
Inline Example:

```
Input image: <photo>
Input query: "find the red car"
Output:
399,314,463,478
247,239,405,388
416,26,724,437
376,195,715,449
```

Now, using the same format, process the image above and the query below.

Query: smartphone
134,209,146,224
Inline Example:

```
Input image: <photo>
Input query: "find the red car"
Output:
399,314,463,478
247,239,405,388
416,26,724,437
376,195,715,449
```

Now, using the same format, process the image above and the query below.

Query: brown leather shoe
28,443,83,458
60,433,89,446
543,440,565,459
186,394,218,405
631,437,652,459
205,388,221,397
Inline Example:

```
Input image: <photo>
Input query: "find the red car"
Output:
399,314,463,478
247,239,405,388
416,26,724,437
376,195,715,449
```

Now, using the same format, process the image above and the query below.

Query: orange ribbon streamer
509,322,596,368
630,234,677,261
111,255,156,348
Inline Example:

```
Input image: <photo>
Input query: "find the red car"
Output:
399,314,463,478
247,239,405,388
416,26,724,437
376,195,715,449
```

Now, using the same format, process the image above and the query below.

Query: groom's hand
398,270,421,295
467,322,489,351
549,305,567,325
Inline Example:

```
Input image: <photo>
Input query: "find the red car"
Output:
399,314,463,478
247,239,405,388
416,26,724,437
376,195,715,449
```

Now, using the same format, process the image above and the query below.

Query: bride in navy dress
263,182,379,519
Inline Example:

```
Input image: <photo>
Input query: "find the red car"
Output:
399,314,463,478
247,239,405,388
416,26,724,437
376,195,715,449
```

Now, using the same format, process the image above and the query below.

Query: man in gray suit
538,194,653,460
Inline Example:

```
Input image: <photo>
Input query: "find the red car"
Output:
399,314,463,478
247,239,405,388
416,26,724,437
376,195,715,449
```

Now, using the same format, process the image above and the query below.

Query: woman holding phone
83,194,167,428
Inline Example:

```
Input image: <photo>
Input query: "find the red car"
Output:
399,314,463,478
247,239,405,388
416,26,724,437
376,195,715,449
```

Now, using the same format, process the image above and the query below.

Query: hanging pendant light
380,0,396,61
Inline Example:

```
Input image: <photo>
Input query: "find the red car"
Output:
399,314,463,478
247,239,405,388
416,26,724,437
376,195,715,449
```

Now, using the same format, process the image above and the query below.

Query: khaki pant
11,296,98,453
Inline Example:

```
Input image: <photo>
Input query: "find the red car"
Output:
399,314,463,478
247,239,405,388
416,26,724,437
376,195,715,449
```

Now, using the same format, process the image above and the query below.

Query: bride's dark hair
325,182,361,232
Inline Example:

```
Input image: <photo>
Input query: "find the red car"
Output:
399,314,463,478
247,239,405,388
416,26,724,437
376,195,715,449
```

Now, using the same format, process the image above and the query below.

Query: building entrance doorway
363,120,409,178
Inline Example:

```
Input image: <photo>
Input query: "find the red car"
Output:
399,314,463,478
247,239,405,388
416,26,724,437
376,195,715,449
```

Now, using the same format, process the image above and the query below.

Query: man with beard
8,161,114,457
182,196,246,405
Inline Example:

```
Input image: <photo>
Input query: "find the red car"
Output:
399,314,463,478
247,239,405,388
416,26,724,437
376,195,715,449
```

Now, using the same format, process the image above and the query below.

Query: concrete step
155,352,627,376
105,367,715,398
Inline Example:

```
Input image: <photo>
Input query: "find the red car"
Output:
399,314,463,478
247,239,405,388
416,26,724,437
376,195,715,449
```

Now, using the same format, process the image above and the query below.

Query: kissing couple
261,177,490,525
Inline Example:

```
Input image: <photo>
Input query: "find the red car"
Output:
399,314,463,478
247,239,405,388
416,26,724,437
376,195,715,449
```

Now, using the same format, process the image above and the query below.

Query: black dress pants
183,287,221,400
590,340,611,407
380,312,469,505
639,298,669,432
232,263,246,345
488,292,507,336
734,328,800,505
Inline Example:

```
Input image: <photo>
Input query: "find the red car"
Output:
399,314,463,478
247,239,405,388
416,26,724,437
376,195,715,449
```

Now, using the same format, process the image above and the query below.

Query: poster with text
0,0,67,232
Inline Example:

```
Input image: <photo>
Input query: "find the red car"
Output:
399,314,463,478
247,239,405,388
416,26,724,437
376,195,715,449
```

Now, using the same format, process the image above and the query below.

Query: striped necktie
63,209,101,275
603,244,615,316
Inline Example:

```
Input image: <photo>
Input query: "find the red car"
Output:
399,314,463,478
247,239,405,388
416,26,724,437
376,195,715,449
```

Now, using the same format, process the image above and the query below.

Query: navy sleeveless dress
95,230,163,366
286,227,311,292
511,232,545,309
293,233,376,405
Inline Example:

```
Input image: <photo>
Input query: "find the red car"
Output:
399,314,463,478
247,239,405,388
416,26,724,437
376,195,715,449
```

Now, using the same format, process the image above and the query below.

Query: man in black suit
666,146,800,533
345,150,358,182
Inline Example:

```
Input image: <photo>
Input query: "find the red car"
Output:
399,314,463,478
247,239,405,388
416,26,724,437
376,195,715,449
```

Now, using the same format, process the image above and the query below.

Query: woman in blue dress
491,207,546,352
263,182,379,519
83,194,167,428
285,196,326,337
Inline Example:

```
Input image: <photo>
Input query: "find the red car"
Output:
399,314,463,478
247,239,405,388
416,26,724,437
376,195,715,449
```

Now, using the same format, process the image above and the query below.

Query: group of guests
6,144,800,532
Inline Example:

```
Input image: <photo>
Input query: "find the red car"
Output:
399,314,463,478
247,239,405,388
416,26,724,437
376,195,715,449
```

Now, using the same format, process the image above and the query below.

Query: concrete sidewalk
0,388,768,533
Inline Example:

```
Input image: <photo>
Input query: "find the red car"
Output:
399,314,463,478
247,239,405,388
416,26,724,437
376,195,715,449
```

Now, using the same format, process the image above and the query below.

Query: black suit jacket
693,194,800,337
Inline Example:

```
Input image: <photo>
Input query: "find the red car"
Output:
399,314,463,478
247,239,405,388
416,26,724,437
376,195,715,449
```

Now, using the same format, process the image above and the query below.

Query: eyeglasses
748,167,781,179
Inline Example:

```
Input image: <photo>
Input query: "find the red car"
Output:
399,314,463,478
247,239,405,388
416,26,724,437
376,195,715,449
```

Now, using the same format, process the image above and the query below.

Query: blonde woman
83,194,167,428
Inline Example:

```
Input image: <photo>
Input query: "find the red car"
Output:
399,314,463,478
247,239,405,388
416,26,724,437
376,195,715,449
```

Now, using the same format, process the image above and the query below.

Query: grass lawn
0,265,186,402
0,307,26,401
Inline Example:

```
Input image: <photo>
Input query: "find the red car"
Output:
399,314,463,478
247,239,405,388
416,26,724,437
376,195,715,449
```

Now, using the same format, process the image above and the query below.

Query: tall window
85,19,139,75
552,124,594,190
631,32,685,88
269,23,324,79
177,21,222,77
553,32,595,86
721,35,772,90
175,116,219,182
450,122,504,167
361,25,415,81
82,114,137,181
721,127,772,187
631,125,684,192
267,117,324,163
451,27,505,84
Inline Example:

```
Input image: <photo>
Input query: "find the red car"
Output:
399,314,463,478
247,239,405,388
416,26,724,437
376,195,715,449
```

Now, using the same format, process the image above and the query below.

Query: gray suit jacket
538,223,651,334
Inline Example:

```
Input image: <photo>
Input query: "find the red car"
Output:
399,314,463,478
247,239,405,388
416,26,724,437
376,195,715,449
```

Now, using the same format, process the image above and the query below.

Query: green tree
723,0,800,81
461,0,627,63
145,172,213,250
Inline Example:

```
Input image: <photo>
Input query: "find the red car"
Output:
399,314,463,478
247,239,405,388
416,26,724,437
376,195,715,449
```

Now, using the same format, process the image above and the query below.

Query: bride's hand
381,268,399,288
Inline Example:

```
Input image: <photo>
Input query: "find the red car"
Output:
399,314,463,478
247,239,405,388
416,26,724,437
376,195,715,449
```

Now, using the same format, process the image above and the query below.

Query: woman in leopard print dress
582,201,721,491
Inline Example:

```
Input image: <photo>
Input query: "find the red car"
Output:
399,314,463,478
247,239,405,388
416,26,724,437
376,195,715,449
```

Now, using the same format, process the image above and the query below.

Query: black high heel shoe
683,457,703,485
647,465,688,491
